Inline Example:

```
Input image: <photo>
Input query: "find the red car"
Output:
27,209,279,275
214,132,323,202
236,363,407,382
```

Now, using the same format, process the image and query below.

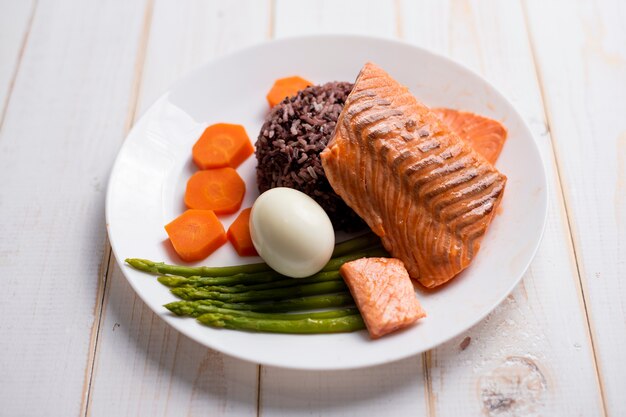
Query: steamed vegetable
166,303,357,320
157,270,340,290
266,76,312,107
227,208,258,256
192,123,254,169
184,168,246,214
164,210,227,262
171,280,348,302
197,313,365,334
126,233,387,334
165,293,355,315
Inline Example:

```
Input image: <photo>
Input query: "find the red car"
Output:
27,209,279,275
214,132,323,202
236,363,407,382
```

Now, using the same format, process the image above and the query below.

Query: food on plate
227,208,258,256
172,280,348,302
433,108,507,165
192,123,254,169
171,304,358,319
249,187,335,278
184,167,245,214
125,234,388,334
159,270,341,290
256,80,507,232
266,76,312,107
255,81,365,231
321,63,507,288
340,257,426,338
197,312,365,334
165,293,356,314
131,62,514,339
164,209,227,262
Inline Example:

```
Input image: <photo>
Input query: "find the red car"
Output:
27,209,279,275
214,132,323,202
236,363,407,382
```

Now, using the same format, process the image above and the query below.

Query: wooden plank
274,0,396,38
260,2,428,416
524,0,625,414
400,0,605,415
85,1,270,415
0,0,35,124
0,1,148,415
260,358,426,417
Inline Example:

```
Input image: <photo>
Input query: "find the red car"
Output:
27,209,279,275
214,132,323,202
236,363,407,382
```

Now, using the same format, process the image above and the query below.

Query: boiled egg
250,187,335,278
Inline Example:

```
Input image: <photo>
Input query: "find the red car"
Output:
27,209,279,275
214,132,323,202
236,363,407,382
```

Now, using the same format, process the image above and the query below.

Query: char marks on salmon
321,63,507,288
433,108,507,165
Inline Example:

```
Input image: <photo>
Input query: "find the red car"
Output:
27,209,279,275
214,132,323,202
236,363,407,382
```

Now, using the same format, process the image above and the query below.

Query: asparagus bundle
126,233,384,334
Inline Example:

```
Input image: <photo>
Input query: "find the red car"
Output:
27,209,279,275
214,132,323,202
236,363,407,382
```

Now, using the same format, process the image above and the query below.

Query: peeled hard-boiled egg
250,187,335,278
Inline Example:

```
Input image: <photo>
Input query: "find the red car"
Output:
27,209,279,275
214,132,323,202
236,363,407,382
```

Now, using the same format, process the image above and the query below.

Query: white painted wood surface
0,0,148,415
400,1,604,416
0,0,621,416
87,1,269,416
0,0,34,122
525,1,625,415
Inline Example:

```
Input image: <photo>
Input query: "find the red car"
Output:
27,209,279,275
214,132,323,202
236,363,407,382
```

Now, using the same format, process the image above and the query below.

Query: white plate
106,35,547,370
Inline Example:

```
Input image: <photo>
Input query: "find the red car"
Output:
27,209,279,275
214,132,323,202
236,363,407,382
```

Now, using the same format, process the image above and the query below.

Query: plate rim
105,34,549,370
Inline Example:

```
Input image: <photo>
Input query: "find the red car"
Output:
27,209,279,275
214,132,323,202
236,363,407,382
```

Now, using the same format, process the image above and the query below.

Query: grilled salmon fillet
321,63,507,287
340,257,425,339
433,108,507,165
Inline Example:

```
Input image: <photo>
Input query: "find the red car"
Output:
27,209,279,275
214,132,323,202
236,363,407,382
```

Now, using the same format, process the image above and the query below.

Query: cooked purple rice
255,81,366,231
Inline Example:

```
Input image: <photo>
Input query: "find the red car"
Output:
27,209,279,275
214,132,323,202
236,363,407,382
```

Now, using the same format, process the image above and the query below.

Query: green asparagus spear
166,293,355,314
166,301,358,319
126,235,385,278
125,258,271,277
155,271,285,287
197,313,365,334
158,271,341,292
171,281,348,302
331,232,380,257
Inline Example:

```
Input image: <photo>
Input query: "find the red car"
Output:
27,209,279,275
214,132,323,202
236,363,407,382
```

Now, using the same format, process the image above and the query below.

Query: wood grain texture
260,358,426,417
0,0,148,415
274,0,396,38
0,1,619,415
400,0,604,415
0,0,36,126
86,1,270,416
525,0,625,414
260,2,428,416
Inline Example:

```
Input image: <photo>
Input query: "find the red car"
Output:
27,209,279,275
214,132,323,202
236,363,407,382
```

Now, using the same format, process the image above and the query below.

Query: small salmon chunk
340,257,426,339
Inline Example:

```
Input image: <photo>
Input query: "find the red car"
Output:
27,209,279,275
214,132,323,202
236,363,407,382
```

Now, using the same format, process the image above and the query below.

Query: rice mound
255,81,365,231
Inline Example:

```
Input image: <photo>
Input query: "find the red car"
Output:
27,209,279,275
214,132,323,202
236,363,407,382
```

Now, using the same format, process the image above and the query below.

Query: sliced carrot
184,168,245,214
165,209,227,262
227,208,258,257
433,108,508,165
266,76,312,107
192,123,254,169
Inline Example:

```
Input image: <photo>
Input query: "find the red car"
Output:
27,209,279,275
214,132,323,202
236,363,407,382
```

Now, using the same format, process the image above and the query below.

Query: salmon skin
339,257,426,339
321,63,507,288
433,108,507,165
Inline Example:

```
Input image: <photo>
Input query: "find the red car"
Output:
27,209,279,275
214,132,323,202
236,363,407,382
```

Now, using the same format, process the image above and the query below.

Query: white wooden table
1,0,623,416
